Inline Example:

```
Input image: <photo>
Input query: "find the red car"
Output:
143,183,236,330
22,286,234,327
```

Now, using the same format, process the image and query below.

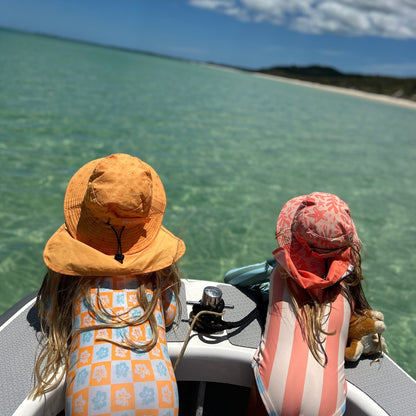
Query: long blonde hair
30,265,181,398
283,244,371,367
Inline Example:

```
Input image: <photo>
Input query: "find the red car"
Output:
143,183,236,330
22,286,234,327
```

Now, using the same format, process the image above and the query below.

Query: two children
32,155,383,416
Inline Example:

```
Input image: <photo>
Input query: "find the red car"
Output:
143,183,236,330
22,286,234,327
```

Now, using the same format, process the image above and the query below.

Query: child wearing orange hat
248,192,385,416
30,154,185,415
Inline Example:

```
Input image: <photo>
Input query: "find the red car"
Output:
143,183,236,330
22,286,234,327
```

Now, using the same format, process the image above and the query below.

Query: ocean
1,28,415,379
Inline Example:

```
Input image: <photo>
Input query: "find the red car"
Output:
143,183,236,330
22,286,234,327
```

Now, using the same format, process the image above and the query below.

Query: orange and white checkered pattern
64,276,178,416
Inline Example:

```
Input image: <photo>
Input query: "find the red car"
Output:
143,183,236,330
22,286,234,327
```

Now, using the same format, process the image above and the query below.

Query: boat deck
1,281,416,416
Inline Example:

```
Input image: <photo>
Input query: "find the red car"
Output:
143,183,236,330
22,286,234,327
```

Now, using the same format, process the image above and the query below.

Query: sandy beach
253,72,416,110
205,62,416,110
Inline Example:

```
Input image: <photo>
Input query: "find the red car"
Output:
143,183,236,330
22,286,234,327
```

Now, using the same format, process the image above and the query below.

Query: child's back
253,267,350,415
67,275,178,415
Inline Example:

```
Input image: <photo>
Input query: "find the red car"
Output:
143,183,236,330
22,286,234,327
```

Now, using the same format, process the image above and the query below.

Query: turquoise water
1,29,415,379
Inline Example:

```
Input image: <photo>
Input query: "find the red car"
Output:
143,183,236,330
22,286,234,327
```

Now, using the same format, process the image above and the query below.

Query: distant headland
253,65,416,103
2,27,416,104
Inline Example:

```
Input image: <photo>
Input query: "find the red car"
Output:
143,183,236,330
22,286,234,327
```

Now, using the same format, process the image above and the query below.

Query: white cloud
189,0,235,11
188,0,416,39
189,0,250,20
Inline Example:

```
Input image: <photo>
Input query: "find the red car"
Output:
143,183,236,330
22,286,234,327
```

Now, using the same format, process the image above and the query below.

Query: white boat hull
1,277,415,415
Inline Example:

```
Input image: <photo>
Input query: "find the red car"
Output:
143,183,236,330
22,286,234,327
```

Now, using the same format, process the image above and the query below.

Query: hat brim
44,224,185,276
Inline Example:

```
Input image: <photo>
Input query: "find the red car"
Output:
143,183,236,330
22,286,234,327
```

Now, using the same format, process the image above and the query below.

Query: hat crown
274,192,359,296
292,195,354,254
45,153,186,275
84,154,153,227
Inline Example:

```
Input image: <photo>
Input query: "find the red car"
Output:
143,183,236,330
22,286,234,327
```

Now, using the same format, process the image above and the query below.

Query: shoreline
5,28,415,110
253,72,416,110
203,62,416,110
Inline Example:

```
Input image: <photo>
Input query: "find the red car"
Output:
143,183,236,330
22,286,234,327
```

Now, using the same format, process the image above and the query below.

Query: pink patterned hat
273,192,359,293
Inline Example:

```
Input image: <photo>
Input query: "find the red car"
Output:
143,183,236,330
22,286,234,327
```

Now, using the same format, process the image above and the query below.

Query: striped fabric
252,268,351,416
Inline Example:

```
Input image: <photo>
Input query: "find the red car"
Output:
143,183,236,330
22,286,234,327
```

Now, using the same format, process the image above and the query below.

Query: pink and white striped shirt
252,268,351,416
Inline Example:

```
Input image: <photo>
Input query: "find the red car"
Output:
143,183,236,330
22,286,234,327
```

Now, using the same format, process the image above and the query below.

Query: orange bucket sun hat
44,153,185,276
273,192,360,295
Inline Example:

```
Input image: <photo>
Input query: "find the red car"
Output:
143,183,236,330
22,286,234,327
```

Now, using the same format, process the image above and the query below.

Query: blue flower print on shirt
161,344,169,357
96,346,109,360
115,327,128,341
115,362,130,379
76,368,89,387
140,386,155,405
82,331,93,344
145,325,152,339
130,308,142,319
91,390,107,411
116,293,125,306
156,311,163,326
160,411,174,416
155,361,168,377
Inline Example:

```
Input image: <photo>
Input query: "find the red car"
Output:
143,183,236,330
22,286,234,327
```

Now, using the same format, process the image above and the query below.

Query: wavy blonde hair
30,265,181,399
282,243,370,367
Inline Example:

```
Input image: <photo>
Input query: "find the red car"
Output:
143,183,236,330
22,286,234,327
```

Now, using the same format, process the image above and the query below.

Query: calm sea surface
1,29,415,378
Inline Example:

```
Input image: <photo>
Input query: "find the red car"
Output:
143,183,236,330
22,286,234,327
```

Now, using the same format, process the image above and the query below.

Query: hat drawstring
322,259,329,280
108,222,125,263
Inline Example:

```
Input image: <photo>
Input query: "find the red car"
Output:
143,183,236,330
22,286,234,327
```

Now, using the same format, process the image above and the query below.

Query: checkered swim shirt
58,275,179,416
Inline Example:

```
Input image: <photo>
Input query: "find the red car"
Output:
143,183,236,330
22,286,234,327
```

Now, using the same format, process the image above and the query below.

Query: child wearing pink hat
30,154,185,415
248,192,385,416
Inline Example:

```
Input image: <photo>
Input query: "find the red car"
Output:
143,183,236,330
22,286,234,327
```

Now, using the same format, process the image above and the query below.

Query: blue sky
1,0,415,77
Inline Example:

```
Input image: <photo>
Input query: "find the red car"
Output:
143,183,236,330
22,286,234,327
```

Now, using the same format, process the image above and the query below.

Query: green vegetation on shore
2,27,415,102
257,65,416,102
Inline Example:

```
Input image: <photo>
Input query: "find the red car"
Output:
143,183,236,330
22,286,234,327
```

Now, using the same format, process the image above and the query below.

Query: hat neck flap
273,246,351,292
44,224,185,276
